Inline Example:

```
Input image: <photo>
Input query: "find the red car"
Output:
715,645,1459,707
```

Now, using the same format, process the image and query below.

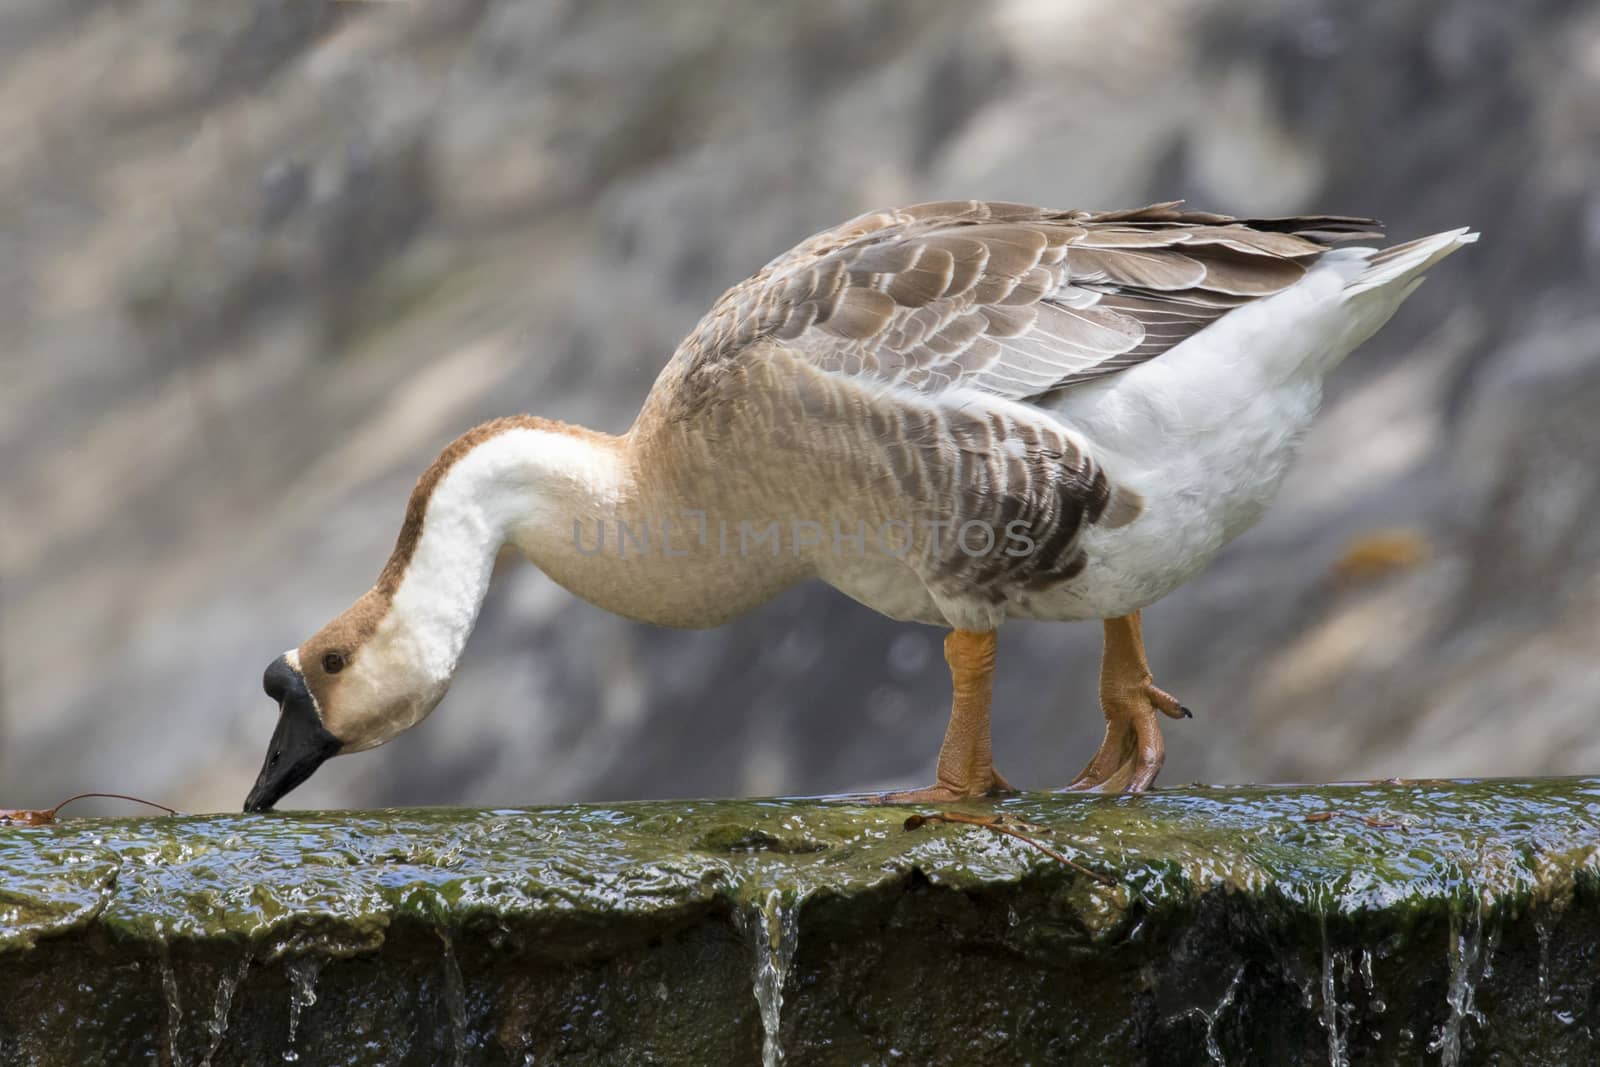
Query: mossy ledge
2,779,1599,1064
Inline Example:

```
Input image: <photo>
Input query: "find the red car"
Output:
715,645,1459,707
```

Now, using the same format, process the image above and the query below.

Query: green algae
2,779,1599,1064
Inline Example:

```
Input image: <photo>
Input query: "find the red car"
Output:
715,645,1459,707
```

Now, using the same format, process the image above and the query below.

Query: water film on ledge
2,778,1598,1064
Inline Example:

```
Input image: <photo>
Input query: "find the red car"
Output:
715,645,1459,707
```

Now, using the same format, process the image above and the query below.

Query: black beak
244,654,342,812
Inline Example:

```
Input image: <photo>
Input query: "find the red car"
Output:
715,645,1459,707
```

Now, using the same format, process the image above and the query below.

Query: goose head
241,416,634,811
244,589,451,811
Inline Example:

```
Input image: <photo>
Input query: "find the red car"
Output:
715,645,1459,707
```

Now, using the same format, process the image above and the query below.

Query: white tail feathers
1345,227,1479,296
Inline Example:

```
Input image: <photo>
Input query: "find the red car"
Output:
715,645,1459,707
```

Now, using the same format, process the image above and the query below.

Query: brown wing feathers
682,200,1382,401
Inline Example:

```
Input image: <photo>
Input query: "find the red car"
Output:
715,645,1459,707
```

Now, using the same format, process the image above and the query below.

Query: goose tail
1345,227,1479,297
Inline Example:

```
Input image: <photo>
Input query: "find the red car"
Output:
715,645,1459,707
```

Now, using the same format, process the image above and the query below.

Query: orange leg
881,630,1014,804
1063,611,1189,793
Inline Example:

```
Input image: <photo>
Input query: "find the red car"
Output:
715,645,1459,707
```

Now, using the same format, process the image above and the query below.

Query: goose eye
321,652,346,674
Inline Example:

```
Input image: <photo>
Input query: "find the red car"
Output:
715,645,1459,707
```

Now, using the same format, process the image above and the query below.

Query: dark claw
1180,705,1194,719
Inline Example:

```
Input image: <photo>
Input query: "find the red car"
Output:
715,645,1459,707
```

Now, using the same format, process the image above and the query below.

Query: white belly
1015,374,1324,621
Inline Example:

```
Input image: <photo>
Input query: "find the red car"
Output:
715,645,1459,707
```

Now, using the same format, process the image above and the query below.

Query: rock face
3,0,1600,810
2,780,1599,1064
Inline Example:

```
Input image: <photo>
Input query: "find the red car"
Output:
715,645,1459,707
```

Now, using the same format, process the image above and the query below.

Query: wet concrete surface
2,779,1599,1064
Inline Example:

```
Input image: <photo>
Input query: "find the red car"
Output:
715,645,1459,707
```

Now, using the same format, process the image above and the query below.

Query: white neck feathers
382,425,630,689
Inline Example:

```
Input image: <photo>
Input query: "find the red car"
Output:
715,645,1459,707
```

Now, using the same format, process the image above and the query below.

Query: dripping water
1167,965,1244,1066
1536,919,1550,1004
1358,948,1386,1015
1427,904,1499,1066
440,930,468,1067
1534,921,1573,1043
200,954,252,1067
282,956,322,1064
1318,915,1349,1067
740,888,800,1067
158,950,184,1067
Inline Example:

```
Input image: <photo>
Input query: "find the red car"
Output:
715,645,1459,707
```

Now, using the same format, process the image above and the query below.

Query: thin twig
1,792,181,826
48,792,181,818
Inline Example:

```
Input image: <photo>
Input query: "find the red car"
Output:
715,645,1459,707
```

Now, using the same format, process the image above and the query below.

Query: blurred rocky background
3,0,1598,812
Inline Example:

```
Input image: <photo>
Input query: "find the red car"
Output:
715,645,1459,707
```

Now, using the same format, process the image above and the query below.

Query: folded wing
678,200,1382,403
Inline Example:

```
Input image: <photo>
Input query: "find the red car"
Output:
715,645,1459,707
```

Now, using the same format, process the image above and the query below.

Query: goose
243,200,1476,812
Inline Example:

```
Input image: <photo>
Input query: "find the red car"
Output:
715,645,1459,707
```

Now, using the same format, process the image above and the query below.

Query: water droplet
284,956,322,1062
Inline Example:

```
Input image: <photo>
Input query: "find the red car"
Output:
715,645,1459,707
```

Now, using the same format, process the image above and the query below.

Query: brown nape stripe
372,415,565,600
